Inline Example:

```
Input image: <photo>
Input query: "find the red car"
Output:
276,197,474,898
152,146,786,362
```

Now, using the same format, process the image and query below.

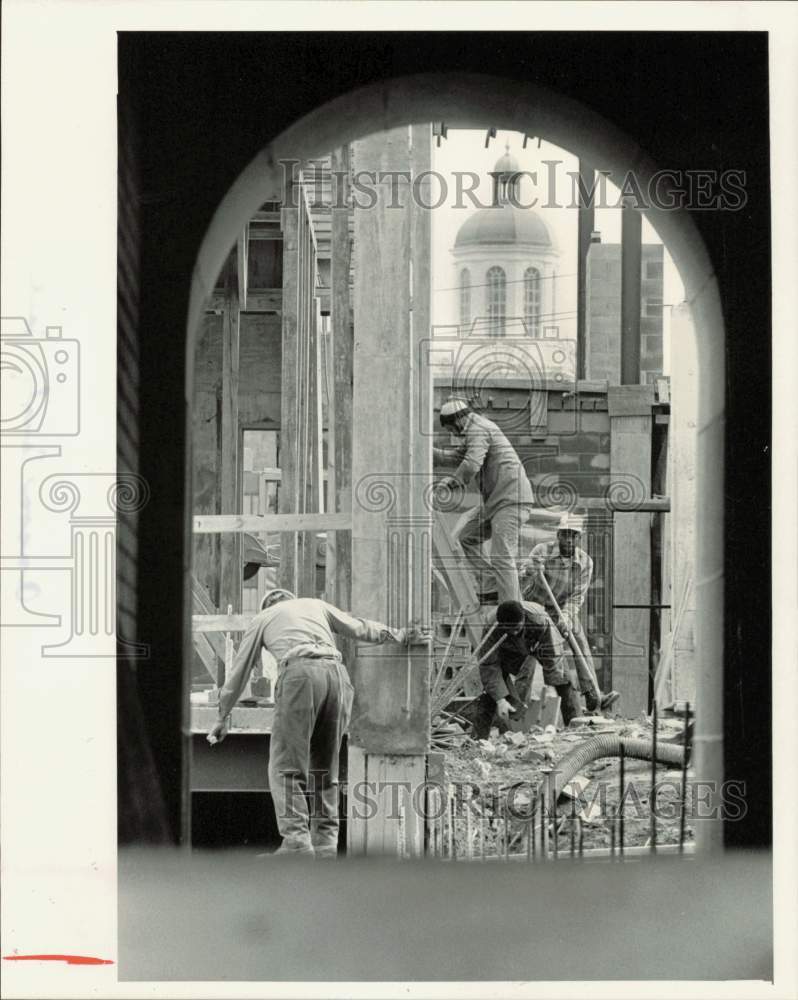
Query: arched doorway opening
185,73,725,853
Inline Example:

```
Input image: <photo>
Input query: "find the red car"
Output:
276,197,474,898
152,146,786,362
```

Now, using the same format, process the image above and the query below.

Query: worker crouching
468,599,583,739
208,589,428,858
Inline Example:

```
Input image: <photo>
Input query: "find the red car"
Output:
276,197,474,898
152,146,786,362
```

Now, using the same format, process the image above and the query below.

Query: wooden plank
207,289,281,313
193,512,351,534
608,384,656,416
192,632,220,682
219,280,241,614
328,144,353,610
610,412,652,714
193,613,254,632
431,517,484,650
279,183,299,593
237,225,249,311
346,744,368,855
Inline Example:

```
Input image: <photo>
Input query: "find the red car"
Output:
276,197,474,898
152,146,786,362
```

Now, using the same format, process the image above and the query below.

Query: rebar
619,740,626,857
650,702,658,853
679,701,690,852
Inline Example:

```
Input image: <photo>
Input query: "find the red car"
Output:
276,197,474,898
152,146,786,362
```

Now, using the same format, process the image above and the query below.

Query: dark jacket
479,600,568,701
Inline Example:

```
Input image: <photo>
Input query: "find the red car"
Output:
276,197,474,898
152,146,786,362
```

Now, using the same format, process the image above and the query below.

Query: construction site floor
438,713,695,854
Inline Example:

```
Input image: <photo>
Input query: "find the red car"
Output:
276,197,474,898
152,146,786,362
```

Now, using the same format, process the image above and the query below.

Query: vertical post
348,126,432,855
329,145,353,609
219,270,241,614
279,171,299,594
621,202,642,385
576,161,595,381
609,386,653,714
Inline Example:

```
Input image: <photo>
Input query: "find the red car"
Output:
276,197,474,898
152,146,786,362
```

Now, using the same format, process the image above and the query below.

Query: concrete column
348,126,432,856
621,204,642,384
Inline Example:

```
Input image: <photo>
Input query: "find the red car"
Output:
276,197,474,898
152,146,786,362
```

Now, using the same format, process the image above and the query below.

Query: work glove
496,697,513,722
207,716,230,745
557,612,572,636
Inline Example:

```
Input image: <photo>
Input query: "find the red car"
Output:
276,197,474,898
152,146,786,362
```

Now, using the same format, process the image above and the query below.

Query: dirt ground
435,713,695,856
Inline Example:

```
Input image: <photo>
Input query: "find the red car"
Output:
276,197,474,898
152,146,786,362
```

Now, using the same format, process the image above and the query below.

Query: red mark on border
4,954,113,966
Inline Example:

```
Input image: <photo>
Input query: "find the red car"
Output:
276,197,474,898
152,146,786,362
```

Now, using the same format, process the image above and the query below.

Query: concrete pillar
348,125,432,856
621,204,642,384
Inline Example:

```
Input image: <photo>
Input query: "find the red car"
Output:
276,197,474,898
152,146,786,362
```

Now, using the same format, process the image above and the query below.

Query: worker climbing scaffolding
433,396,534,606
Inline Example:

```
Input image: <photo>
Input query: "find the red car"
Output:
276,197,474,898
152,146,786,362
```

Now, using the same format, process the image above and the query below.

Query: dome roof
454,203,553,249
492,148,521,175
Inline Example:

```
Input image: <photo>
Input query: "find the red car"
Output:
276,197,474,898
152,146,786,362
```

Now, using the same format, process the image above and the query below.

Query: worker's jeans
268,655,353,855
457,504,531,603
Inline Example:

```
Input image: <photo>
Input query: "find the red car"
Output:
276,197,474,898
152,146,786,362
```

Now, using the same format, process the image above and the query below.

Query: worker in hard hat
468,599,583,739
208,588,429,857
434,396,534,605
520,513,619,713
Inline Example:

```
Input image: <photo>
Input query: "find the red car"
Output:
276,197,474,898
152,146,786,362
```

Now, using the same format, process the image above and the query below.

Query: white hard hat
440,397,470,420
558,513,585,533
260,588,296,611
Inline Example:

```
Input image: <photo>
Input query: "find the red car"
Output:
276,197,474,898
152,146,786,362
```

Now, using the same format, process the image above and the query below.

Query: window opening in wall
486,265,506,336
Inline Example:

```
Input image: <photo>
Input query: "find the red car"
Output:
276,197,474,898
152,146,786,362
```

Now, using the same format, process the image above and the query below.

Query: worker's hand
431,477,463,510
207,717,230,745
402,622,432,645
557,612,572,636
519,562,533,580
496,698,513,722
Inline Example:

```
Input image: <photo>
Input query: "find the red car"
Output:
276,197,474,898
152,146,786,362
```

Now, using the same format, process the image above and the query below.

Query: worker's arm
433,443,466,465
323,602,428,646
208,618,264,743
562,552,593,627
478,634,510,704
519,541,547,581
452,420,489,487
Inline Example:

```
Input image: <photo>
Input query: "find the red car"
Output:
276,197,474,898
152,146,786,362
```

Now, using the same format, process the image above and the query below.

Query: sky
430,128,685,373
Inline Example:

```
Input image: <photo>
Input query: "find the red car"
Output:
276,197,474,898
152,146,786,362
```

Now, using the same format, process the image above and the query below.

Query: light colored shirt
218,597,403,719
521,540,593,623
433,412,534,519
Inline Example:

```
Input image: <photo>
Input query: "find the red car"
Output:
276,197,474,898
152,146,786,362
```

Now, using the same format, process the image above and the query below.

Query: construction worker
520,513,619,713
468,599,583,739
434,396,534,605
208,588,428,857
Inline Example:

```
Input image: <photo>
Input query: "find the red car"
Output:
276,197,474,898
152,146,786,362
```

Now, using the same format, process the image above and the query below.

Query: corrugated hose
552,735,686,799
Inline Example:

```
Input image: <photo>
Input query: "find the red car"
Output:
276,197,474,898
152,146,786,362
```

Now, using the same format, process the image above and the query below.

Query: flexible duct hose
552,735,685,799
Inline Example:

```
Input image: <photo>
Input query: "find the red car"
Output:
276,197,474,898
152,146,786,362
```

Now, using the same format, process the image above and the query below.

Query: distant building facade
586,241,664,384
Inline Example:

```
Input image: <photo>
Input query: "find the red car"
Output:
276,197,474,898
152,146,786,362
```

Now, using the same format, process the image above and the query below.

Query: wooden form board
346,745,424,857
325,144,353,611
219,277,241,615
347,128,432,855
610,406,652,714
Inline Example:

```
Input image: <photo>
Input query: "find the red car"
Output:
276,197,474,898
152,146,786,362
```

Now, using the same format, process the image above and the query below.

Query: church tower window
524,266,541,336
459,268,471,334
487,266,506,336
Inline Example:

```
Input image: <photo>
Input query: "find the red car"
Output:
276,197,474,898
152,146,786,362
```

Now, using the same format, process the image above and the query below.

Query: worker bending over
209,589,428,857
520,513,619,713
434,396,534,605
469,599,583,739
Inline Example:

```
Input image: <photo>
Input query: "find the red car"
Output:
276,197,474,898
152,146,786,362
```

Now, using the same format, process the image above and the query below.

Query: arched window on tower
459,268,471,334
486,266,506,337
524,267,541,336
